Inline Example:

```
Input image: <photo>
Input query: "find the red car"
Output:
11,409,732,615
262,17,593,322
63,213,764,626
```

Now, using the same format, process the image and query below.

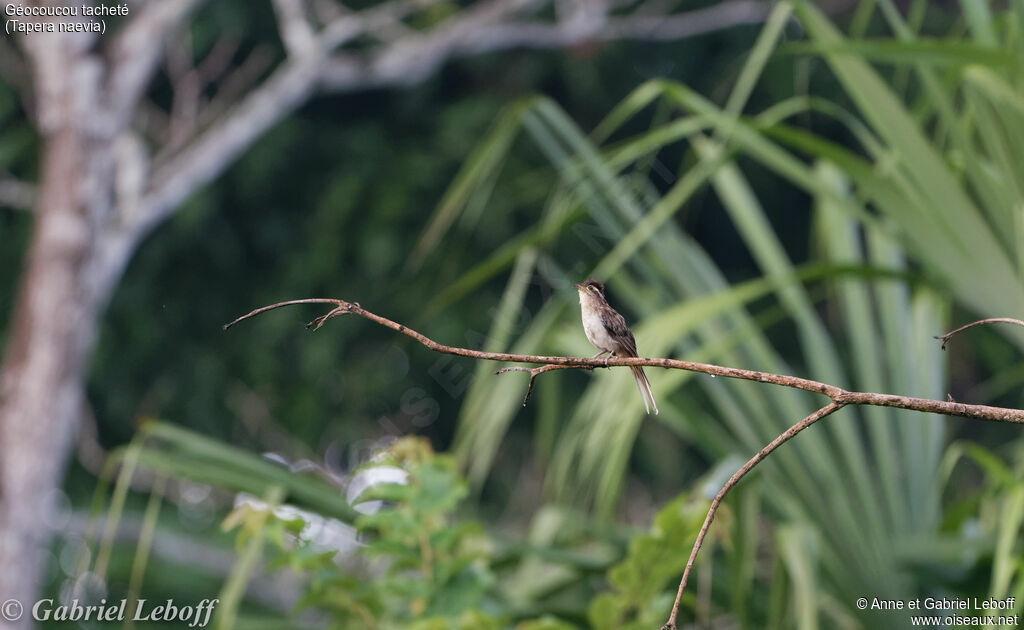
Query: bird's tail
630,365,658,415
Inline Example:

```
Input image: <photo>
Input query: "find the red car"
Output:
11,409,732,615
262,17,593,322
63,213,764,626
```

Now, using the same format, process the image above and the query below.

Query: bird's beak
573,282,583,290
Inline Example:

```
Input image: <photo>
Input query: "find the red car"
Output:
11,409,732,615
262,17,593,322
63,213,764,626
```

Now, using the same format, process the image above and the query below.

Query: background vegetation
3,0,1024,628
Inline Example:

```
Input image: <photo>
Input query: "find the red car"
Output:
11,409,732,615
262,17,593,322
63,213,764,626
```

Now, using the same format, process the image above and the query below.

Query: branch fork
495,364,595,406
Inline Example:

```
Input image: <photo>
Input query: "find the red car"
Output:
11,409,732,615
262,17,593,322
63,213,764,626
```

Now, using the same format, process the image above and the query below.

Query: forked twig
935,317,1024,350
495,364,592,406
223,298,354,330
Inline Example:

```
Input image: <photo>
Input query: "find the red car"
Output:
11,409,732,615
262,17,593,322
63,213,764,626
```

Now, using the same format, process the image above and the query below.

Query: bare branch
225,298,1024,424
163,32,244,151
661,402,846,630
106,0,205,124
136,98,173,145
935,318,1024,350
320,0,546,89
137,0,772,246
310,0,344,25
114,132,150,221
165,28,201,149
199,46,275,129
271,0,318,58
0,177,36,211
496,364,590,406
144,0,523,234
467,0,771,51
139,55,323,237
319,0,448,49
196,36,243,86
604,0,769,41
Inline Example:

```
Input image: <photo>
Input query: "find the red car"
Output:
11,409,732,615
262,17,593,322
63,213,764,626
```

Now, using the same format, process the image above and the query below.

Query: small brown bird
574,279,658,414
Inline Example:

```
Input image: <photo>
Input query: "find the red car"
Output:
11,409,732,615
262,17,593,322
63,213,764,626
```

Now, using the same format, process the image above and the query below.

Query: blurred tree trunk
0,36,132,625
0,139,88,624
0,58,90,623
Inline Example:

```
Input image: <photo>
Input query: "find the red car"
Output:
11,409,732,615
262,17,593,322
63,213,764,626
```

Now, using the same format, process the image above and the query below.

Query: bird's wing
600,307,638,357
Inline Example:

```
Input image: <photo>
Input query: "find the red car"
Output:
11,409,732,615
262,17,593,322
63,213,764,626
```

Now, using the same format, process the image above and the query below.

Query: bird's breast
581,308,616,352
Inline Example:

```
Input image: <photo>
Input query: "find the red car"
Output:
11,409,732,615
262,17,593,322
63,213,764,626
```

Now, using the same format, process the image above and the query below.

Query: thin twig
661,402,845,630
223,298,348,330
935,318,1024,350
196,46,275,131
495,364,590,406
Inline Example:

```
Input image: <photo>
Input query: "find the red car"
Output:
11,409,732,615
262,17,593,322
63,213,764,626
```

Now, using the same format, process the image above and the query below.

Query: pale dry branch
164,33,244,150
107,0,204,124
141,0,773,241
358,0,542,86
195,36,243,86
604,0,768,41
137,98,173,145
140,55,324,238
311,0,344,25
318,0,448,49
166,29,201,149
317,0,547,89
472,0,770,50
198,46,275,130
165,26,195,82
272,0,318,57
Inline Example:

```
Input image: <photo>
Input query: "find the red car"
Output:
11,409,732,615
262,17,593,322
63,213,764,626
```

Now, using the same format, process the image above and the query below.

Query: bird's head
574,279,605,299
